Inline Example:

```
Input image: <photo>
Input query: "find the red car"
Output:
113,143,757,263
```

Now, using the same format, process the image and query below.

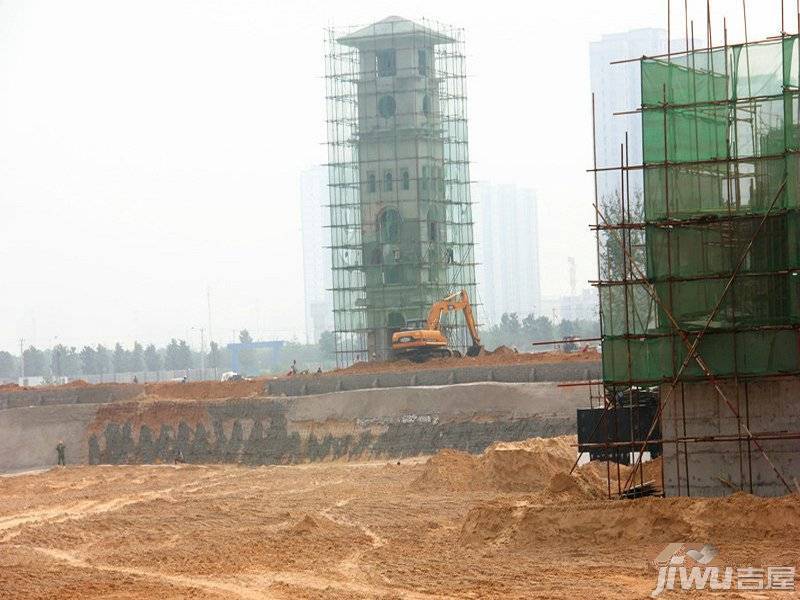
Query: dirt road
0,440,797,599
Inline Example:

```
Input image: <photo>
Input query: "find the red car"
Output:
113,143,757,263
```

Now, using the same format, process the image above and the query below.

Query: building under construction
325,16,477,366
594,31,800,496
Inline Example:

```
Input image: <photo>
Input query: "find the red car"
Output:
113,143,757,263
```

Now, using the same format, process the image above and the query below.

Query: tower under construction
325,16,477,366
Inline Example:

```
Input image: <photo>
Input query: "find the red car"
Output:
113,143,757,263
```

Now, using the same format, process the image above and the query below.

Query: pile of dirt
578,456,663,491
289,514,343,535
144,378,266,400
486,345,517,356
326,349,600,377
411,435,598,498
460,491,800,548
410,449,483,491
0,379,92,392
59,379,90,388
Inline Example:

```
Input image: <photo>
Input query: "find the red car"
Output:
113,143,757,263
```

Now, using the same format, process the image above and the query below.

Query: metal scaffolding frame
585,6,800,497
324,17,478,367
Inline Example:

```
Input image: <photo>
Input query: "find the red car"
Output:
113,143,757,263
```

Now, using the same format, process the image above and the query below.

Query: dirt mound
486,345,516,356
578,456,663,490
60,379,90,388
288,514,342,535
544,472,604,501
144,378,266,400
460,491,800,548
482,437,577,492
325,349,600,377
411,435,582,494
410,449,485,492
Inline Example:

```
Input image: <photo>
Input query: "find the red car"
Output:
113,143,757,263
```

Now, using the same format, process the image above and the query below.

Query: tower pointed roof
337,16,455,47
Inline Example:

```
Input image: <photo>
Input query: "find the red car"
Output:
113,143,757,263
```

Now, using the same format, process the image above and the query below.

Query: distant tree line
481,313,600,352
0,329,339,381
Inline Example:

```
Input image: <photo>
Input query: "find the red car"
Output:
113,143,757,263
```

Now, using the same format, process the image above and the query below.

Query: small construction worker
56,441,66,467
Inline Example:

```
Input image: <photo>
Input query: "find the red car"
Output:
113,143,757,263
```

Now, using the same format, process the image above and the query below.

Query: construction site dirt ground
1,436,798,599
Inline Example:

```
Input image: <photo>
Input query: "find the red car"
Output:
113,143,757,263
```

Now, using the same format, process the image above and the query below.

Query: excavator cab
390,290,483,362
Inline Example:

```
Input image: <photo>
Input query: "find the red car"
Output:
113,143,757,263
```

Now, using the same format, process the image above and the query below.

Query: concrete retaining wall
0,384,144,411
266,361,600,397
87,382,585,467
0,382,586,472
0,403,103,473
662,378,800,497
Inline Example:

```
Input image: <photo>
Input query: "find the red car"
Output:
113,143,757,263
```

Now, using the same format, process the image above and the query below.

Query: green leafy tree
51,344,67,378
207,341,232,372
177,340,193,369
130,342,145,372
80,346,97,375
522,315,555,345
238,329,257,375
22,346,46,377
0,351,17,379
96,344,112,379
144,344,162,372
599,189,653,334
113,343,128,374
318,331,336,361
165,339,181,370
64,347,81,377
50,344,80,378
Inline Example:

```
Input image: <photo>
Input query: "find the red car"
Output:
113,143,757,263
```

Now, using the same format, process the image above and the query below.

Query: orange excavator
391,289,483,362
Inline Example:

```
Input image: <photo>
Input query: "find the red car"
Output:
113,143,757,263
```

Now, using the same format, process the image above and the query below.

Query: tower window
401,168,410,190
421,166,429,191
418,49,428,76
378,208,400,243
367,172,376,193
378,95,396,118
377,49,396,77
384,170,393,192
422,94,431,117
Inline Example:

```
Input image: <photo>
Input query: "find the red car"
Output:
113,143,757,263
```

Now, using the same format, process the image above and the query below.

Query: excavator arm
426,290,482,351
392,289,483,361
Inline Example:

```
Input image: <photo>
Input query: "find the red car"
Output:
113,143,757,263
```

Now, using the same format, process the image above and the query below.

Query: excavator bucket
465,343,483,357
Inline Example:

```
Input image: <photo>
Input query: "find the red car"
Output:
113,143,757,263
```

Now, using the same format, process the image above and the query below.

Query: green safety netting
603,328,800,384
646,212,800,278
602,36,800,384
643,155,799,220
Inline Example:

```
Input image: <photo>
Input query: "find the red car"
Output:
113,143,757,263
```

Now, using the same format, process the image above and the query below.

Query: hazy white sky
0,0,786,352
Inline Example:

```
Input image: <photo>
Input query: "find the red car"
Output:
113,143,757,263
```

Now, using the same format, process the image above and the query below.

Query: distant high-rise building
300,166,333,345
474,183,540,326
539,288,599,323
590,28,671,200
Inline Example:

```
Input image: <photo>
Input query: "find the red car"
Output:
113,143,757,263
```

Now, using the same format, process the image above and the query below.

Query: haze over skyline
0,0,786,352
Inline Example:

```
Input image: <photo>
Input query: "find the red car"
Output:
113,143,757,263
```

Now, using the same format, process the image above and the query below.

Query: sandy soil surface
324,348,601,377
1,437,797,599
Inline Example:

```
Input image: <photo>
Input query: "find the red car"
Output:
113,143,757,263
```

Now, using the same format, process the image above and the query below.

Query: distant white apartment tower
474,183,541,326
590,28,671,200
539,288,600,323
300,166,334,344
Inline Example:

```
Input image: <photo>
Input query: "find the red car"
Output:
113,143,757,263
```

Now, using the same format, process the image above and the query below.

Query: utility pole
19,338,24,382
192,327,206,380
207,286,217,379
